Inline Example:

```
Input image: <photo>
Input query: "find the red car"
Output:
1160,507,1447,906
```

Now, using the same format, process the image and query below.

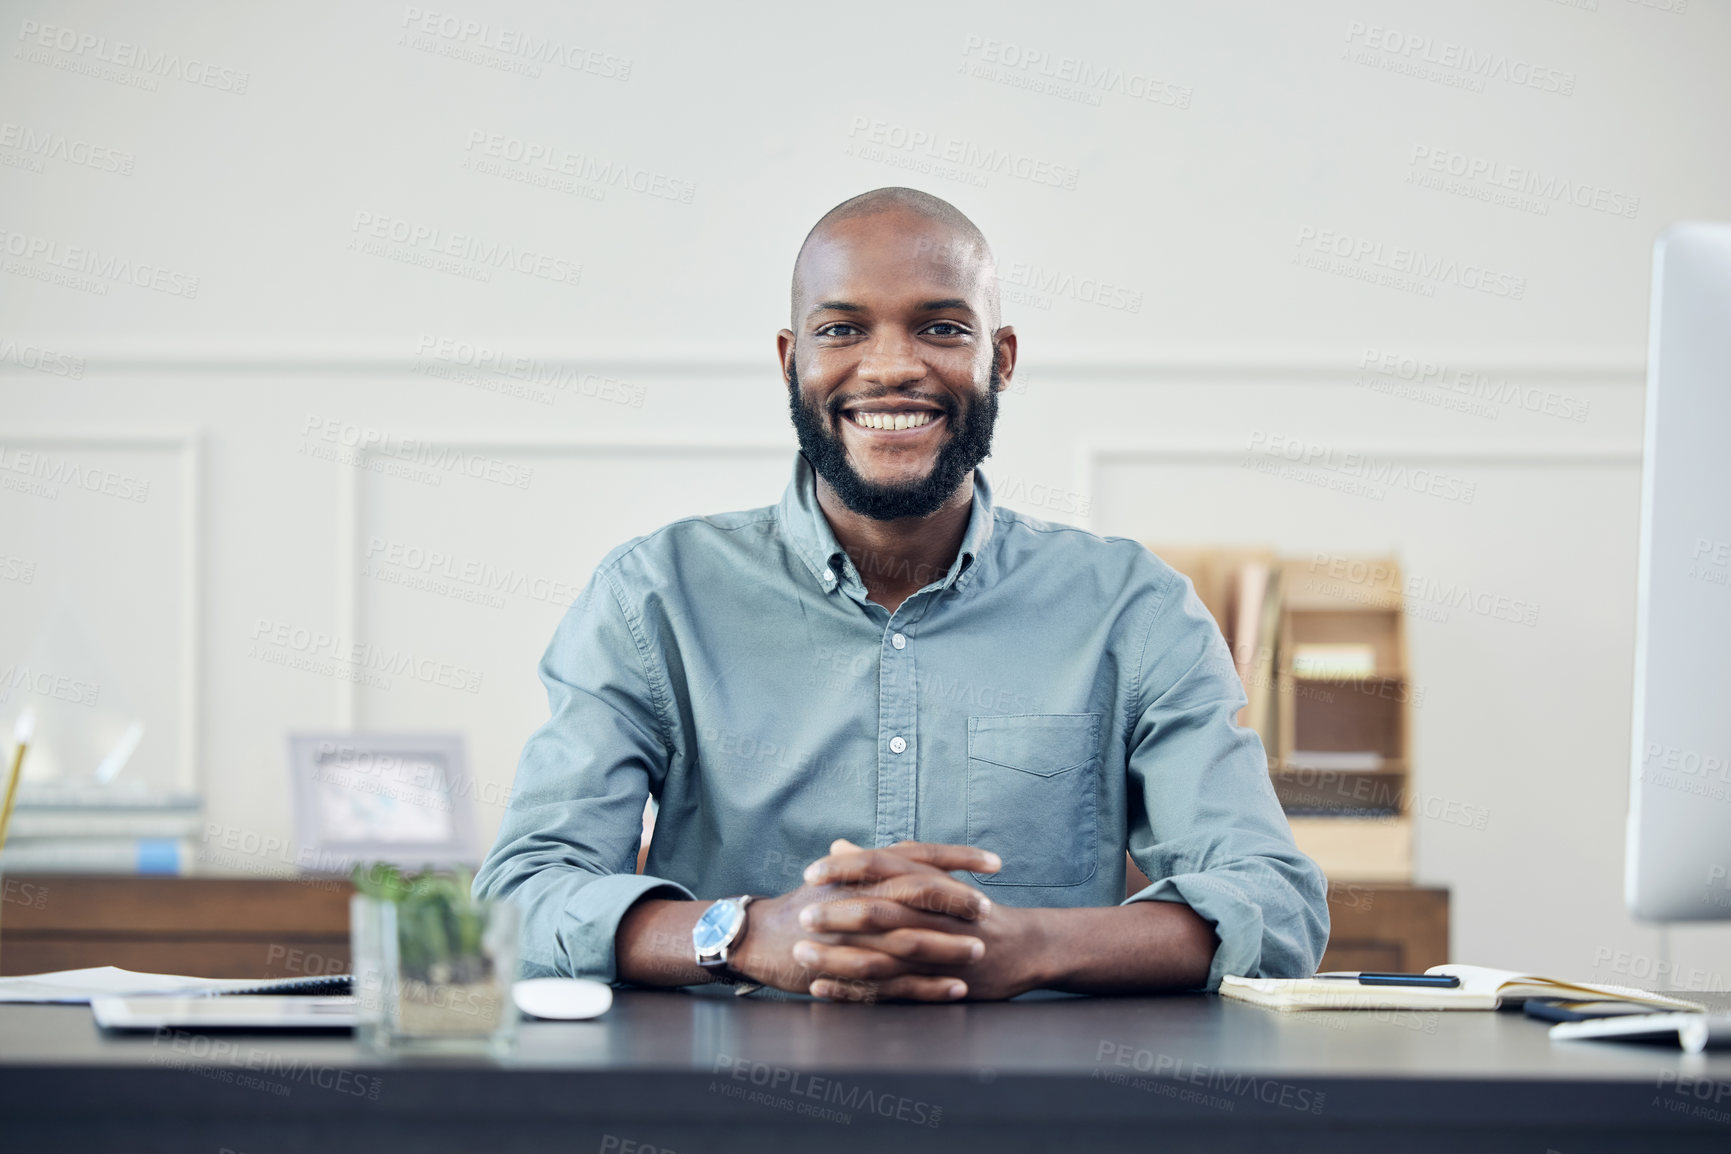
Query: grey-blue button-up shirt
475,455,1329,990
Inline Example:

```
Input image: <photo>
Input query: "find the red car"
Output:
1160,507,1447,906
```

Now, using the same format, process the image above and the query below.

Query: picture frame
286,732,479,875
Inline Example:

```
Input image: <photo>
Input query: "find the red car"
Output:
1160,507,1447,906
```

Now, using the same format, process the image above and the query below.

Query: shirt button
821,568,835,585
889,736,907,754
892,633,906,650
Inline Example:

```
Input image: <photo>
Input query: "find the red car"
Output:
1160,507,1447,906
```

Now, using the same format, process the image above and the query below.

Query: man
474,187,1329,1001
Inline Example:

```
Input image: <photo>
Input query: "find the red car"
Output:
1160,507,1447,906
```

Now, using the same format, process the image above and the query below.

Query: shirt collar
778,453,996,597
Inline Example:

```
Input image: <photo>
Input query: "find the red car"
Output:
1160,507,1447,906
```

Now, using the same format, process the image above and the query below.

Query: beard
786,353,1001,522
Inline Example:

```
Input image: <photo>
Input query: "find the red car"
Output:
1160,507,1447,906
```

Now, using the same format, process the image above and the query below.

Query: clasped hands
730,839,1049,1003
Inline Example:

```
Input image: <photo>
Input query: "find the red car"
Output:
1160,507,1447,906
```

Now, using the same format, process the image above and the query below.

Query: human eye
923,321,971,338
816,322,861,337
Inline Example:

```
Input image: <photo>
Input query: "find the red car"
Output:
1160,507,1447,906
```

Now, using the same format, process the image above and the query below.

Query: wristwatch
693,895,762,995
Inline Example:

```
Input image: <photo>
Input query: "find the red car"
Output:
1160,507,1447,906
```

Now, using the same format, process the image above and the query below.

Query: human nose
855,333,927,389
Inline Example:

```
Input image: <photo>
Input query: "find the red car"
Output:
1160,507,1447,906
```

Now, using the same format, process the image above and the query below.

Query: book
1291,643,1378,678
2,801,203,840
0,836,190,873
1220,964,1708,1013
1154,545,1274,636
1243,566,1283,748
0,966,350,1004
1229,562,1270,695
1282,751,1387,772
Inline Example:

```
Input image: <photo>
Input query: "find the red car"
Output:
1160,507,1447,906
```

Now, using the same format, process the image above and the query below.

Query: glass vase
350,891,520,1056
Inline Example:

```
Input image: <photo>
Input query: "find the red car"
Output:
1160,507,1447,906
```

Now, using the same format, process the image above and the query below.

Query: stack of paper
0,966,347,1004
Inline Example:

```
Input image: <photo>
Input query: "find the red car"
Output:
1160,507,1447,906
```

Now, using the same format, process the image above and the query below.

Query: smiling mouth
842,407,945,432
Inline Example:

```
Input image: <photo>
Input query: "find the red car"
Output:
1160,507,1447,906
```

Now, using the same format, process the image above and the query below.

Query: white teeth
852,411,935,431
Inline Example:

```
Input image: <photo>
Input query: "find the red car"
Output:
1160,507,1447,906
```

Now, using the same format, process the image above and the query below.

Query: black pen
1314,972,1461,987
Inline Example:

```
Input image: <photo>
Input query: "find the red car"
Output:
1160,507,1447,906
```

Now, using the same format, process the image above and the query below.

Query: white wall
3,0,1728,988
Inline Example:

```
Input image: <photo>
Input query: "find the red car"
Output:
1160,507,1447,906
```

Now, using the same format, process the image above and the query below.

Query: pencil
0,709,35,859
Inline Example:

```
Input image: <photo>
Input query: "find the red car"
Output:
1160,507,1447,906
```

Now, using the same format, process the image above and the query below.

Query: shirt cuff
549,871,696,983
1123,873,1263,992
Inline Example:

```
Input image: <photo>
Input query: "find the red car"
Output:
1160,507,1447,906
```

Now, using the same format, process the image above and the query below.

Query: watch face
693,899,743,954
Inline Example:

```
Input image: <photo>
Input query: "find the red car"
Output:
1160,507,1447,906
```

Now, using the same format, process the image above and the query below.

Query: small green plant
353,863,491,985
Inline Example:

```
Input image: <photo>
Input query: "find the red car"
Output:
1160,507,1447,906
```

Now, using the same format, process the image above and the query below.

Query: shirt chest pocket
965,713,1102,888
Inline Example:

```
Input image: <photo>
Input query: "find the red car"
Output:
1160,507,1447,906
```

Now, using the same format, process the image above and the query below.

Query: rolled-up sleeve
473,563,693,981
1121,572,1330,990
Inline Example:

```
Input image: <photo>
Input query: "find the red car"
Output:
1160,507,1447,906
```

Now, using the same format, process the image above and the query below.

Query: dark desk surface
4,989,1730,1153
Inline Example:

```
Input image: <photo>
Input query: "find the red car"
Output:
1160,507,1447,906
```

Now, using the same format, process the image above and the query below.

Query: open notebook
0,966,349,1004
1220,964,1708,1013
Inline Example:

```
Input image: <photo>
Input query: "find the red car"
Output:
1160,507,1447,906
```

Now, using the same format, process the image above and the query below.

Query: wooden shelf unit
1151,546,1427,888
1274,555,1414,882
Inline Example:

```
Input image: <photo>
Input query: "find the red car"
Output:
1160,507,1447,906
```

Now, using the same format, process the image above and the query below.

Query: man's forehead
798,213,989,311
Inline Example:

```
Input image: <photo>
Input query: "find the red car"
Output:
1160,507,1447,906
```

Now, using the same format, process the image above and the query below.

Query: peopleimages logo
1406,145,1639,219
0,445,151,502
1690,537,1731,589
1357,348,1589,423
0,554,37,584
0,121,135,174
1294,226,1525,301
1342,21,1576,95
1245,430,1478,504
1305,552,1540,628
845,116,1080,190
1094,1042,1326,1114
711,1053,943,1127
299,414,534,490
0,226,200,298
0,337,84,378
0,663,100,708
1000,262,1142,313
412,335,647,408
364,535,581,609
247,617,484,695
957,35,1192,109
398,6,631,80
461,131,695,204
15,19,251,93
348,211,582,288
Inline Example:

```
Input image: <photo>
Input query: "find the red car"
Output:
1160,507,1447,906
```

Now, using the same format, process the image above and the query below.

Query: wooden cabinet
1319,883,1449,972
0,875,352,979
1125,861,1448,973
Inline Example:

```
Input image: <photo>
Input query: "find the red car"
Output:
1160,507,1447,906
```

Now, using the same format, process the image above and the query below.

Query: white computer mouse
512,977,613,1020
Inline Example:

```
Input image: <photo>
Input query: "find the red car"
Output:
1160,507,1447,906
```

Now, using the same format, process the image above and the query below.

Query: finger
804,846,925,886
799,896,970,935
885,840,1004,875
811,974,967,1003
800,896,900,932
793,940,918,982
829,838,864,855
807,844,1000,887
838,927,984,966
861,875,993,922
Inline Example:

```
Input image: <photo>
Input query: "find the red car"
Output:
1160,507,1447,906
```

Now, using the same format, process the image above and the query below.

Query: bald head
791,187,1000,331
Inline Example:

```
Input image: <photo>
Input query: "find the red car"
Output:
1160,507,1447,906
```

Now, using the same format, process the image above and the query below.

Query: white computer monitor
1626,222,1731,921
